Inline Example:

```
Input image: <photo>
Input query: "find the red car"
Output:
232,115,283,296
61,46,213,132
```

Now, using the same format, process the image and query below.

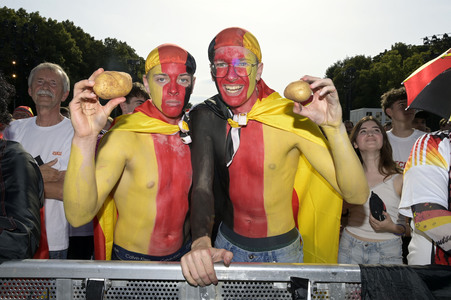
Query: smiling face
145,63,193,119
213,46,262,111
353,120,384,152
28,68,68,110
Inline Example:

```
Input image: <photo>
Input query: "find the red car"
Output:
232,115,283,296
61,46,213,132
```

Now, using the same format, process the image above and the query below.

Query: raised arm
294,76,369,204
63,69,126,227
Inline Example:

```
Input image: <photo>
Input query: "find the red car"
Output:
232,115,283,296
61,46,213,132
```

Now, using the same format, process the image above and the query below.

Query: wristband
393,224,406,236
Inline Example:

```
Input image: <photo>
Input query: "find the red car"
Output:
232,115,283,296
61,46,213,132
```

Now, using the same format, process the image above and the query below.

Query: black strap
86,279,105,300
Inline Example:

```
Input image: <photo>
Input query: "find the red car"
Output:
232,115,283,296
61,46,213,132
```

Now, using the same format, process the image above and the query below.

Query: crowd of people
1,27,450,287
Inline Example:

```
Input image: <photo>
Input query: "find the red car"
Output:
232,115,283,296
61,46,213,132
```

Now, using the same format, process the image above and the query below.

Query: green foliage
0,6,145,112
326,37,451,120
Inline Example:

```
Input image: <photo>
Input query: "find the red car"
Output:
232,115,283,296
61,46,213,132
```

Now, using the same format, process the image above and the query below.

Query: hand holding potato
291,76,342,128
93,71,133,99
69,69,126,139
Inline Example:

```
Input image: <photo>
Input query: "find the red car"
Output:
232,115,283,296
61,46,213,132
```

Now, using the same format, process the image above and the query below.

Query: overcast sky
4,0,451,104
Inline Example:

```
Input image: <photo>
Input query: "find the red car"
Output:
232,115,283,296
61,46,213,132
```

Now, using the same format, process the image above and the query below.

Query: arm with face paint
181,105,233,287
64,69,126,226
293,76,369,204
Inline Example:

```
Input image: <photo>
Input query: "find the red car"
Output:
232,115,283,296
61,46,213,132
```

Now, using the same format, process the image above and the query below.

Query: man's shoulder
190,99,228,124
99,129,140,149
4,117,36,140
412,129,427,139
58,117,74,130
422,130,451,147
387,129,426,142
7,117,36,130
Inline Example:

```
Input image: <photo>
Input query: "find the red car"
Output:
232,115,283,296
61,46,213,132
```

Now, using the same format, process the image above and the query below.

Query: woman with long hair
338,116,406,264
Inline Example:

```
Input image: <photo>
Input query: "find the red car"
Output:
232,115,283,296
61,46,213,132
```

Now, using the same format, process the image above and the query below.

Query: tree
326,37,451,116
0,6,145,113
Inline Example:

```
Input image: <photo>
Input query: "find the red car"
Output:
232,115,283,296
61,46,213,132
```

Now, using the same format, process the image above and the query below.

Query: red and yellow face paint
213,46,259,108
146,63,193,118
208,27,262,110
144,44,196,119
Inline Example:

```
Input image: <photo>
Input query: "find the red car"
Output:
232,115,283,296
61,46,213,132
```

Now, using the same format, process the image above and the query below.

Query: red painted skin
143,62,193,252
227,121,267,237
150,132,191,252
215,46,273,237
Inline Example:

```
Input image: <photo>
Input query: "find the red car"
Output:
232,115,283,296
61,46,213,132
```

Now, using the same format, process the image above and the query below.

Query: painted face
146,63,193,118
28,68,67,109
354,120,383,151
213,46,260,109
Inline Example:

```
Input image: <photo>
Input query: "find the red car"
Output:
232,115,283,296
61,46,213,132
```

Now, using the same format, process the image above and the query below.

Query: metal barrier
0,260,362,299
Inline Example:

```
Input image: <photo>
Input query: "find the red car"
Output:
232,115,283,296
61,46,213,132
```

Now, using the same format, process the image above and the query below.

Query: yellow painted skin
229,121,360,238
64,129,190,256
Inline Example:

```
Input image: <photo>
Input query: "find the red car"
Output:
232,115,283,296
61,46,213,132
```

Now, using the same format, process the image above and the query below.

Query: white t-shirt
386,129,425,171
5,117,74,251
399,131,450,265
346,175,403,240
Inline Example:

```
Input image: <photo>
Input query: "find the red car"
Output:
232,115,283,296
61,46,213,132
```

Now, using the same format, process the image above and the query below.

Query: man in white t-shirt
381,86,425,264
4,62,73,259
381,87,424,171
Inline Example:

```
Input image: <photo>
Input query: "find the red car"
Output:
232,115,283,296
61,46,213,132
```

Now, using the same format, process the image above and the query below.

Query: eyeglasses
211,61,258,78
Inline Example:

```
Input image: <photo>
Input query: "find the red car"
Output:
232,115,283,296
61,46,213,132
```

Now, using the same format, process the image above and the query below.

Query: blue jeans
214,225,303,263
112,241,191,261
338,229,402,264
48,249,68,259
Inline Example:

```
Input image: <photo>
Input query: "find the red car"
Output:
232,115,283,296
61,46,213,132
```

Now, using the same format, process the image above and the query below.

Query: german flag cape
212,79,342,263
94,101,187,260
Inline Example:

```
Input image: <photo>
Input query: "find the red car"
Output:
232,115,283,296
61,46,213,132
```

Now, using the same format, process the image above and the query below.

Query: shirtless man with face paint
181,27,369,286
64,44,196,261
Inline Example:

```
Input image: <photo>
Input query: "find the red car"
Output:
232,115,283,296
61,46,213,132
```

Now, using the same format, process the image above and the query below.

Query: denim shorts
214,224,303,263
338,229,402,264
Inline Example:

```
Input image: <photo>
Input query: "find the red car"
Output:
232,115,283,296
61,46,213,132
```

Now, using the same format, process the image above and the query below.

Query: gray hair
28,62,70,93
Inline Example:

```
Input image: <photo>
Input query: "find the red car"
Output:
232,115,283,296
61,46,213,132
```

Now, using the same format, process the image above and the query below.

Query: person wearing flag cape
181,27,369,286
63,44,196,261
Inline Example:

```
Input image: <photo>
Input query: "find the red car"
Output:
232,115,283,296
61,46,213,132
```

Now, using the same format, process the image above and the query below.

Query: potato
93,71,133,99
283,80,312,104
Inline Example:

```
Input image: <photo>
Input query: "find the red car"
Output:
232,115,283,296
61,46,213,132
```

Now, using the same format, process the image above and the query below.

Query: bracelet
393,224,406,236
